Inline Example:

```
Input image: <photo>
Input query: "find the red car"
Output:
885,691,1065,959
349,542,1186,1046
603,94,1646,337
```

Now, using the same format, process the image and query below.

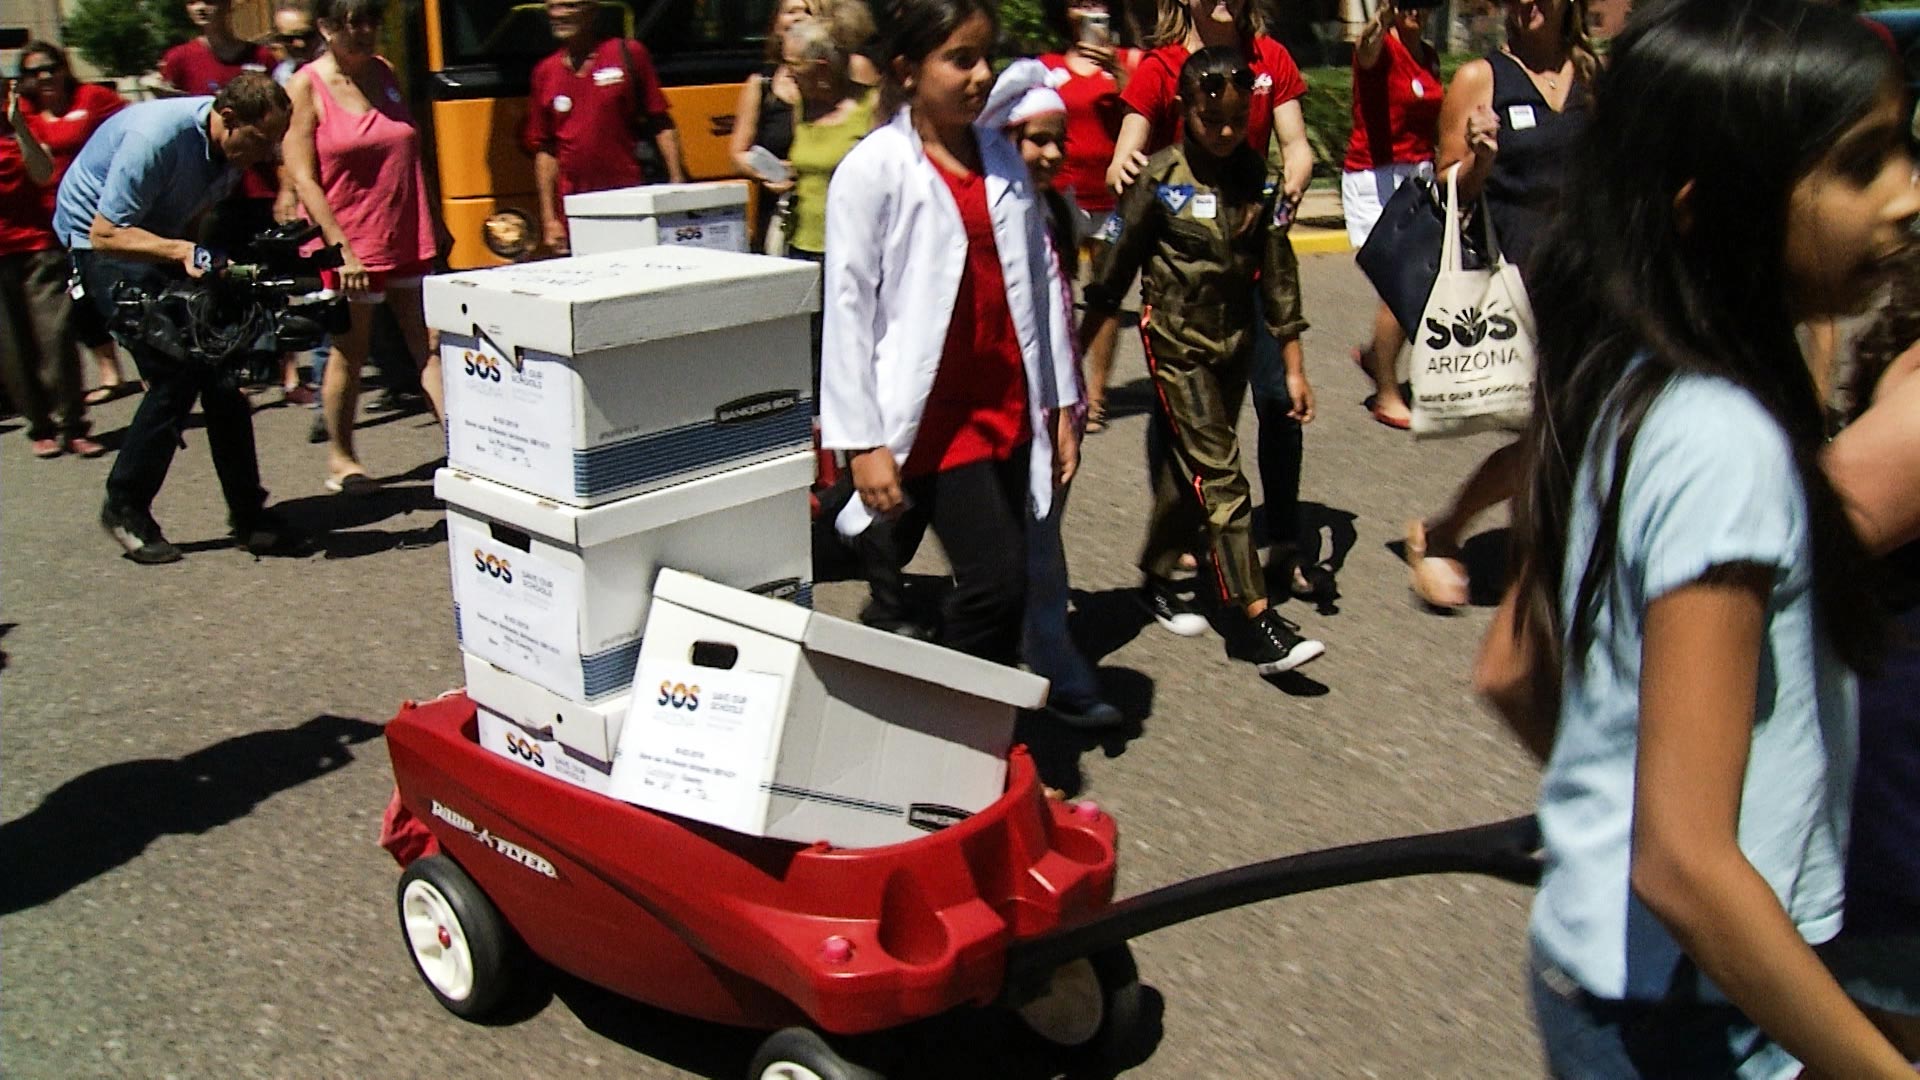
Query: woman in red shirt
16,41,131,406
1343,0,1442,430
1037,0,1139,432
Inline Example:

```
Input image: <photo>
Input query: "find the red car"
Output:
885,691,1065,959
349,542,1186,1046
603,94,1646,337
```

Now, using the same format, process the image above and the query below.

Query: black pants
78,252,267,523
856,449,1030,666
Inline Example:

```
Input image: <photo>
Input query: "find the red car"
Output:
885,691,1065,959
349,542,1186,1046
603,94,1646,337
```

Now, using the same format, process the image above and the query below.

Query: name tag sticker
1191,193,1218,220
1508,104,1537,131
592,67,625,86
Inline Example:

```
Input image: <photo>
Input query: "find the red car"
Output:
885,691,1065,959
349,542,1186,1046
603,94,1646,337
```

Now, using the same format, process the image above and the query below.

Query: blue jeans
1528,945,1798,1079
1023,483,1100,708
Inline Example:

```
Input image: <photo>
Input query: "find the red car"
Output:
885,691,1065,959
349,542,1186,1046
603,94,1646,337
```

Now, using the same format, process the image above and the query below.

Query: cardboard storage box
608,570,1050,849
439,453,814,703
464,652,629,769
477,704,615,797
426,246,816,507
564,182,749,255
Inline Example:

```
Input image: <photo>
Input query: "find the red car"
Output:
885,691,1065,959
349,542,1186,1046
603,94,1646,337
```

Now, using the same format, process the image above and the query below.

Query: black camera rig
110,221,349,370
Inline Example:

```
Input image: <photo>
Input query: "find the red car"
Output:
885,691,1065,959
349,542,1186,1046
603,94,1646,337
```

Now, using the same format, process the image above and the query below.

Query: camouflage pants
1136,306,1264,610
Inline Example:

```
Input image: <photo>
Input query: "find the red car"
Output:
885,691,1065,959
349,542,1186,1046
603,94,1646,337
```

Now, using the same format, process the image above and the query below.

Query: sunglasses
1193,67,1255,97
273,32,313,44
18,64,59,77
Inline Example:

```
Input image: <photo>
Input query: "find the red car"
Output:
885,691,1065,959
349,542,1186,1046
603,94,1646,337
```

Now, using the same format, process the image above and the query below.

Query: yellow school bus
399,0,770,267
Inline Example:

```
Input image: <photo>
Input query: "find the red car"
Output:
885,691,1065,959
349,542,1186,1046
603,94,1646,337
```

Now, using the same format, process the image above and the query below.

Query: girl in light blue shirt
1477,1,1920,1076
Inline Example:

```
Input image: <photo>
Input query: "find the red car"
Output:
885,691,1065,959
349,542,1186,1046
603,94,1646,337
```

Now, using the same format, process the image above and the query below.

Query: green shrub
64,0,194,77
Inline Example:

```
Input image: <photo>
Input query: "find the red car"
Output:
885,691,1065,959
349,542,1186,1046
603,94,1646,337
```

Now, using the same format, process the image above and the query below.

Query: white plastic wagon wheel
1013,944,1146,1064
394,854,517,1020
747,1028,883,1080
403,878,475,1002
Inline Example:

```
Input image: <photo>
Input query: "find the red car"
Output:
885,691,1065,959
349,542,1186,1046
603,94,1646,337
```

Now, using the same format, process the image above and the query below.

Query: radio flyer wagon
384,692,1541,1079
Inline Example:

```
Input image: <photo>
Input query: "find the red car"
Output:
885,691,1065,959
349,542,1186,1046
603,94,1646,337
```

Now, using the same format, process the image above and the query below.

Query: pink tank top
310,59,436,271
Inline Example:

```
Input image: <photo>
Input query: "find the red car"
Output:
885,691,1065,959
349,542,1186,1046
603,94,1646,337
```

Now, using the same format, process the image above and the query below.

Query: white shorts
1342,163,1428,249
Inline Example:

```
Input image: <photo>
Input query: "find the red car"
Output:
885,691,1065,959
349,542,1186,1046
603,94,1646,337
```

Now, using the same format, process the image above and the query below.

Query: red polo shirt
524,38,672,195
160,38,278,199
21,82,126,219
0,137,57,256
1121,35,1307,159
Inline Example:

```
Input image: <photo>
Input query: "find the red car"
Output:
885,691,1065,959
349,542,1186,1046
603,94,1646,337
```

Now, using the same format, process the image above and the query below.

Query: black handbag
1355,169,1481,338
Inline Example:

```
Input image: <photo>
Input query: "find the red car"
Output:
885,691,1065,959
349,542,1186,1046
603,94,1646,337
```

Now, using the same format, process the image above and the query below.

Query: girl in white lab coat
819,0,1082,664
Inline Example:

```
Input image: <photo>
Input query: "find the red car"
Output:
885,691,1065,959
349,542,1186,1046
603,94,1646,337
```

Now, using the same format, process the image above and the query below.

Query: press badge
1508,104,1537,131
1191,194,1218,220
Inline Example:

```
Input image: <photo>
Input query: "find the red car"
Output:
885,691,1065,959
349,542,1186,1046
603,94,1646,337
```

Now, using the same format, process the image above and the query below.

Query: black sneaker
1046,695,1127,730
1140,578,1209,637
1227,609,1326,674
307,412,329,444
101,502,183,564
230,507,313,557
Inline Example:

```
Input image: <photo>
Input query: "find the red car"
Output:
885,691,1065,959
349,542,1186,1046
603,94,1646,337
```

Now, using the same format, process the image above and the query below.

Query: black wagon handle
1002,814,1543,989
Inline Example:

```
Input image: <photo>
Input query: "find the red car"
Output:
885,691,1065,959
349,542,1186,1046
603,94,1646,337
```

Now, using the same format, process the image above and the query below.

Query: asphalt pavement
1,252,1545,1079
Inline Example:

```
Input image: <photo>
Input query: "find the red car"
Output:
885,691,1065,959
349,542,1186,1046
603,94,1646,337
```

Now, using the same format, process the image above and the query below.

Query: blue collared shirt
53,97,239,250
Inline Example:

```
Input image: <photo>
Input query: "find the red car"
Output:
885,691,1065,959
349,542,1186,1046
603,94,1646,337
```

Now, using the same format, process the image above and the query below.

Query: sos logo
657,681,701,710
461,350,503,382
504,731,545,767
472,549,514,584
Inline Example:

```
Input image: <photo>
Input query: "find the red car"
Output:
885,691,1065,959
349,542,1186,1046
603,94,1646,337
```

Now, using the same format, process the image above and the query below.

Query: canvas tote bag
1409,165,1538,439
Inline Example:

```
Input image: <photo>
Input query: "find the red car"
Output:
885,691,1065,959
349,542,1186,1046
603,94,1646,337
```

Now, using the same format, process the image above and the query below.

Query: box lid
423,247,820,356
564,181,749,218
650,569,1051,709
435,452,813,547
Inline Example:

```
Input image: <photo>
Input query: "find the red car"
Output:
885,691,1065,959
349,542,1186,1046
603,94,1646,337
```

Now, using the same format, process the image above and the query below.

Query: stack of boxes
425,243,1055,849
425,245,820,797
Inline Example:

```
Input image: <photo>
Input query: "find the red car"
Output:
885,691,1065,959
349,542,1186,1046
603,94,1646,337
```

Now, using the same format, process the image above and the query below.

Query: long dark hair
1515,0,1892,679
874,0,997,119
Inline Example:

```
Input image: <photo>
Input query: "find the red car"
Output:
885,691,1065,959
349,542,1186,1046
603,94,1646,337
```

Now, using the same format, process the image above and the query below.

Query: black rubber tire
1015,943,1146,1064
747,1027,885,1080
395,855,516,1020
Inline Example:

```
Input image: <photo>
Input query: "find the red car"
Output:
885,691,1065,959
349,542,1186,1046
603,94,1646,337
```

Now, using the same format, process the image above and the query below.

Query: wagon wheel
396,855,518,1020
1013,944,1145,1063
748,1027,884,1080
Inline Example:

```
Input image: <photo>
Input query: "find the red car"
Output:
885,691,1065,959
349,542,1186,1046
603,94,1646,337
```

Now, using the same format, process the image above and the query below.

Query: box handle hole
689,642,739,670
489,522,532,552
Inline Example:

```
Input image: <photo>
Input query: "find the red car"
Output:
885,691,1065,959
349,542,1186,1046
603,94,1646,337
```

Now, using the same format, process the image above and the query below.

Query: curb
1291,227,1352,257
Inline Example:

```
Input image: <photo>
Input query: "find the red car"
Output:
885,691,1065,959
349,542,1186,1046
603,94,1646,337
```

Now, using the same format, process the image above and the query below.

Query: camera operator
53,72,309,564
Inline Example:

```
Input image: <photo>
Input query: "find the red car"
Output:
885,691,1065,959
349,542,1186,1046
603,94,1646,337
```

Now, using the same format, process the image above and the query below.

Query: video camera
110,221,349,370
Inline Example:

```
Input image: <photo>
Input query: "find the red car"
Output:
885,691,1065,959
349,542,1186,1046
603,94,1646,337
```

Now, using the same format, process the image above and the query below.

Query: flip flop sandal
324,472,378,495
1369,401,1412,430
1405,520,1468,610
1085,401,1108,434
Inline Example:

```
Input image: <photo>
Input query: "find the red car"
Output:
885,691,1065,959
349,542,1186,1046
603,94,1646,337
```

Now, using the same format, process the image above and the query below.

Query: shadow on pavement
0,620,12,671
0,713,384,916
545,960,1165,1079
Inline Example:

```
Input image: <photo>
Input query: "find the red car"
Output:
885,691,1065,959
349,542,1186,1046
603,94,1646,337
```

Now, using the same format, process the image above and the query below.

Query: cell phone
1079,12,1110,47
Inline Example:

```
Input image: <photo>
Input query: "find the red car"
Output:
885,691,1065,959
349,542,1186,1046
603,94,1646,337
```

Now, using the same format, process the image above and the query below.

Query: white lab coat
819,105,1082,537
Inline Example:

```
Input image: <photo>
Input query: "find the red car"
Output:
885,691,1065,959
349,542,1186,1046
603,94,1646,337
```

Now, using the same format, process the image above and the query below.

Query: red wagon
384,692,1540,1078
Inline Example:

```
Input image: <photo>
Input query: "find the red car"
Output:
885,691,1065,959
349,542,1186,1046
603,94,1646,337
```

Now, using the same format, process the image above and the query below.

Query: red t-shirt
0,137,57,255
160,38,278,199
1343,30,1443,172
905,165,1030,479
524,38,672,196
21,82,126,219
1039,52,1135,214
1120,35,1307,158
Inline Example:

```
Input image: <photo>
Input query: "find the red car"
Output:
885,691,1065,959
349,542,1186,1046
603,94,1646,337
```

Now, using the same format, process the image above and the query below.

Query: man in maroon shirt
524,0,688,254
